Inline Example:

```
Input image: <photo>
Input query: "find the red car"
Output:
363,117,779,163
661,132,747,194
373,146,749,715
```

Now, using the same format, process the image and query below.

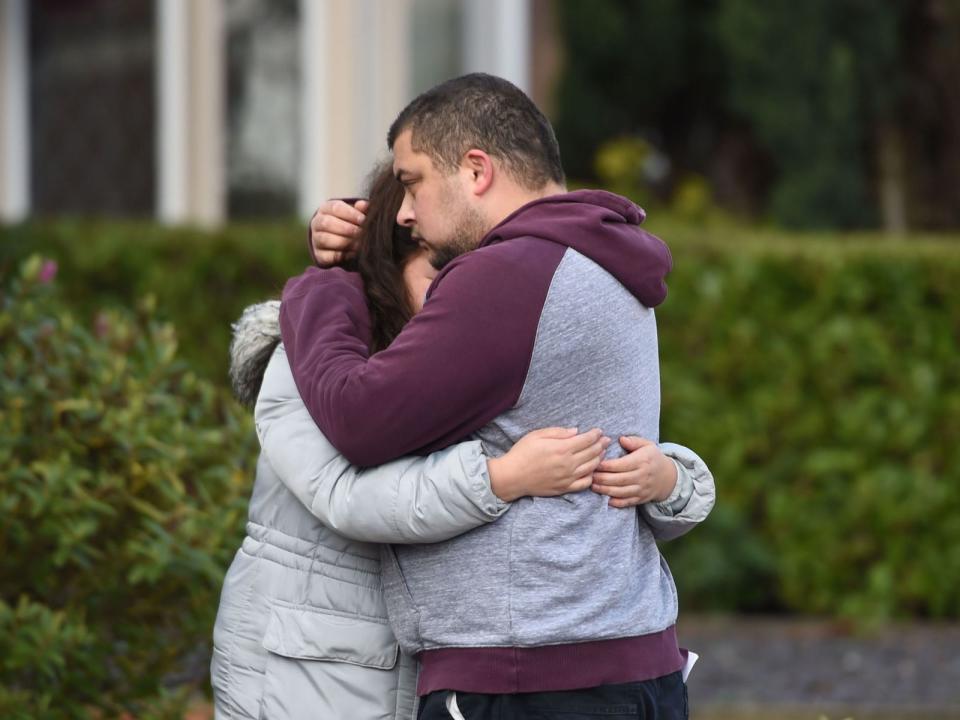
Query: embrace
212,74,715,720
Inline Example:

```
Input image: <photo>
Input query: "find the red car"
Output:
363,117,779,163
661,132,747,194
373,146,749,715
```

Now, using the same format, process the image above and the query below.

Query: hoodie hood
229,300,282,408
479,190,671,307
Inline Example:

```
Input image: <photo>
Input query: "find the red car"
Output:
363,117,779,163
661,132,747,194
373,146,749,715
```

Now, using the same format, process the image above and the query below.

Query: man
281,73,699,718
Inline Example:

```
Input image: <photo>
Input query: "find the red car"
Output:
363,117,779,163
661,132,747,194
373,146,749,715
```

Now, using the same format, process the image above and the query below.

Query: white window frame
1,0,30,222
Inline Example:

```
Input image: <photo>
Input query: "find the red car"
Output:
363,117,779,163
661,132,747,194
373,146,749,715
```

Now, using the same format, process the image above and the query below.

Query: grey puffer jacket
211,302,716,720
211,303,509,720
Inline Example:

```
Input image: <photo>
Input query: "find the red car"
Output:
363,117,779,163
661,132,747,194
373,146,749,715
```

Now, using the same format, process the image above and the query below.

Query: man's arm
280,242,563,466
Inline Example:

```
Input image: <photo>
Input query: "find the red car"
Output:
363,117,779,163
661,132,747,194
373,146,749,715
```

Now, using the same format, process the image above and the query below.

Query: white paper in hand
681,650,699,683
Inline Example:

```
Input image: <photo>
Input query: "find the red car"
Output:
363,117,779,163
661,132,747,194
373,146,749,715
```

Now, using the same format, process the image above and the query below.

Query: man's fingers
314,250,344,267
320,198,367,225
353,199,370,214
312,233,355,255
315,214,362,241
608,497,643,509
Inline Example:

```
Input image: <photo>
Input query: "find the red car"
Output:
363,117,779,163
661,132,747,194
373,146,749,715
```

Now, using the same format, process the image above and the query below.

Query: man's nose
397,195,415,227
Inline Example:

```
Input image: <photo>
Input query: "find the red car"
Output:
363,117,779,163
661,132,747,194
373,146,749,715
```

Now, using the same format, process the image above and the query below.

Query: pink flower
38,259,58,284
94,311,111,339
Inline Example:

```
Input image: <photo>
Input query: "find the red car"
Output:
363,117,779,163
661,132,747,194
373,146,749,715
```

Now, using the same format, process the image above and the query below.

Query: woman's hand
488,428,611,502
309,199,369,266
591,436,677,508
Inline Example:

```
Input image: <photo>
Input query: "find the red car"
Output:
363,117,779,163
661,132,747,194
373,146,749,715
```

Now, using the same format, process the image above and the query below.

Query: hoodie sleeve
255,344,510,543
280,242,564,466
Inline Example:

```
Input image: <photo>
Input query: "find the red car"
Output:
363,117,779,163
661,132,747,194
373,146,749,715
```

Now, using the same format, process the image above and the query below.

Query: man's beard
428,230,478,270
427,184,488,271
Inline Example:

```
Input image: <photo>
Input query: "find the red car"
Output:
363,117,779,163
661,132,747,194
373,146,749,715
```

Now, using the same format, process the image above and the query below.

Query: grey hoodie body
385,246,671,644
213,302,715,717
281,191,695,693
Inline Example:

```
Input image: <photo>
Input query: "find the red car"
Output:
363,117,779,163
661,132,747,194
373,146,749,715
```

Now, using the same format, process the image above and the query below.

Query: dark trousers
417,672,688,720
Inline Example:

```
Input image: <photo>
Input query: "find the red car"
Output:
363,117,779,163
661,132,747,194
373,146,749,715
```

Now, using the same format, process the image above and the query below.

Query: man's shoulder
476,235,561,262
424,238,567,313
435,237,565,286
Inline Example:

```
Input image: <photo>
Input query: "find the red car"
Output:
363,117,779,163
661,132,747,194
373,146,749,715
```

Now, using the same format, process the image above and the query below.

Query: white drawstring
445,691,467,720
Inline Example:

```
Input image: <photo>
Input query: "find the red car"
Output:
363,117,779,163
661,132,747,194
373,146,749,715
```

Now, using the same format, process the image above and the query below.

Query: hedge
1,219,958,631
649,219,960,621
0,220,308,382
0,256,257,718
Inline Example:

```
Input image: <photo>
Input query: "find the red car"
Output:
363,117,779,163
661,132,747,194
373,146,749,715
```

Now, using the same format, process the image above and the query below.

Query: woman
211,164,715,720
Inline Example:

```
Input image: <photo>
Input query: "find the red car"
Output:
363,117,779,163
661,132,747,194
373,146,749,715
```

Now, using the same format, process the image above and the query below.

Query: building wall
0,0,29,222
1,0,537,225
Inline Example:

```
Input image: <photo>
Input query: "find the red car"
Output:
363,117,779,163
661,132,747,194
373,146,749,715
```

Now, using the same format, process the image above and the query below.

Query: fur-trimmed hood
229,300,282,408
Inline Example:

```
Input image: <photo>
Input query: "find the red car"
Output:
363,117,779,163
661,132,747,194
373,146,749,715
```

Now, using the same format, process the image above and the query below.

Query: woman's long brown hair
350,162,420,354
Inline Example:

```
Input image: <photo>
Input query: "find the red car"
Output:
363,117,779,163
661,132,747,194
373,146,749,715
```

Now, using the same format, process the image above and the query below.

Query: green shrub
0,220,307,382
654,227,960,621
2,219,958,625
0,256,256,718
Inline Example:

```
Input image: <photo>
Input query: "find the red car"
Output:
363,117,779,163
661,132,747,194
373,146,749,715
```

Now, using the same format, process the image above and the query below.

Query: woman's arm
641,442,715,542
255,344,607,545
591,438,716,542
256,344,497,544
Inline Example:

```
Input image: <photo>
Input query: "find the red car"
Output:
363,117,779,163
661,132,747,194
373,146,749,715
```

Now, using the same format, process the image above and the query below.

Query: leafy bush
715,0,902,229
0,220,307,382
2,219,958,628
555,0,960,230
0,257,256,718
654,226,960,621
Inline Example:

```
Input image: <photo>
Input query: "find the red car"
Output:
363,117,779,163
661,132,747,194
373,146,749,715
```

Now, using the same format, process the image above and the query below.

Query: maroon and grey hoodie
280,189,684,695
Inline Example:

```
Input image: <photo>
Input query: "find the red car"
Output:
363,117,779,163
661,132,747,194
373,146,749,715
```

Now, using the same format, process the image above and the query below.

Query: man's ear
462,149,494,196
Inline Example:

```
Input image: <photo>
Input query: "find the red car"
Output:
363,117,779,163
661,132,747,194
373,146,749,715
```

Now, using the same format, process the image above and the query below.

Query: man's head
389,73,565,269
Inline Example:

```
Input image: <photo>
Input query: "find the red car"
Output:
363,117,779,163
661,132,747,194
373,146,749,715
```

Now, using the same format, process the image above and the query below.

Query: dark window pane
30,0,155,217
226,0,299,219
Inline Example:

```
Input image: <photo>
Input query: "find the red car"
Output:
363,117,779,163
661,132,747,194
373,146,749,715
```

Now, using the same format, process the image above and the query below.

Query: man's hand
591,436,677,508
309,199,369,266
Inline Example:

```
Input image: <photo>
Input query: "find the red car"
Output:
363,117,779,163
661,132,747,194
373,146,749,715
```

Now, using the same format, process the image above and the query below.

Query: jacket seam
269,598,391,625
238,545,382,584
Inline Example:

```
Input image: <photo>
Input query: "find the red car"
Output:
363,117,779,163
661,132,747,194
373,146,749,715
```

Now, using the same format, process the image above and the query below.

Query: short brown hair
387,73,565,190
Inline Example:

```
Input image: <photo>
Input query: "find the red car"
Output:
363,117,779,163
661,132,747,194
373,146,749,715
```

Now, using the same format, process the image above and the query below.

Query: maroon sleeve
279,241,563,467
